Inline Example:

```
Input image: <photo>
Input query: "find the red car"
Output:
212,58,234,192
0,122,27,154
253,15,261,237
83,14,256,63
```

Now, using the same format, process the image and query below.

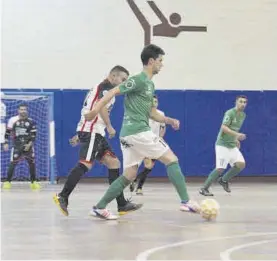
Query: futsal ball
200,199,220,221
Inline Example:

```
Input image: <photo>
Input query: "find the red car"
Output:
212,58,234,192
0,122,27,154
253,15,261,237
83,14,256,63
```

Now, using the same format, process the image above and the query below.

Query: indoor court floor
1,181,277,260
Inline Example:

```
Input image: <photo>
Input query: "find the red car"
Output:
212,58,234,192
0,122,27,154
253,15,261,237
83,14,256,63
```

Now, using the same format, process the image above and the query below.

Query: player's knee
216,168,225,174
144,158,153,169
103,155,120,169
158,149,178,165
79,161,92,171
235,162,245,170
167,153,178,165
123,165,138,181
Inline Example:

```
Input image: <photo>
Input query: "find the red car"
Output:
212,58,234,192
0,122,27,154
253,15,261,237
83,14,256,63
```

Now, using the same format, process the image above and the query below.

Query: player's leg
157,149,200,213
25,148,41,190
3,148,19,189
127,131,199,213
91,137,143,220
129,159,143,192
53,132,93,216
218,148,245,193
136,158,155,195
199,146,229,196
100,149,141,215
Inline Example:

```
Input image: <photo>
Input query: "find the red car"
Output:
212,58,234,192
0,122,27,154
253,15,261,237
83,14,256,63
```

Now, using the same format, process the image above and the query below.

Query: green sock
222,166,241,182
203,168,221,189
167,162,189,202
96,175,131,209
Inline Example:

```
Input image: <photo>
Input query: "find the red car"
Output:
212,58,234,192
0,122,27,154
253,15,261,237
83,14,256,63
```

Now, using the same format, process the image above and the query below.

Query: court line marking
136,232,277,261
220,239,277,261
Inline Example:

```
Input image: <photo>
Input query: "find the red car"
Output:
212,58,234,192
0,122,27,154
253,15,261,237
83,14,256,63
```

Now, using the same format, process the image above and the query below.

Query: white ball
200,199,220,221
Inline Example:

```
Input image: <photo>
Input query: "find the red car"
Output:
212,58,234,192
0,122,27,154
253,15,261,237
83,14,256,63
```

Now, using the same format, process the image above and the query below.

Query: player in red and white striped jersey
53,66,142,217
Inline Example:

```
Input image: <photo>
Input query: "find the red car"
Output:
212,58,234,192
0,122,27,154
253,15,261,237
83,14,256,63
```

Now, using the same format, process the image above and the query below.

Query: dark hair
18,103,28,109
141,44,165,65
236,95,248,100
110,65,129,76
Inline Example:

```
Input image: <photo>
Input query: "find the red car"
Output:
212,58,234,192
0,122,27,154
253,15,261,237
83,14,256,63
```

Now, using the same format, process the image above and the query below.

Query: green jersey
119,71,155,137
216,108,246,148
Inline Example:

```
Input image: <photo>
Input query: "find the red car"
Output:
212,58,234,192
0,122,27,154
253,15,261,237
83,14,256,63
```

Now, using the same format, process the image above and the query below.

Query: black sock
137,168,152,189
27,160,36,183
59,163,88,198
108,168,127,207
7,162,17,182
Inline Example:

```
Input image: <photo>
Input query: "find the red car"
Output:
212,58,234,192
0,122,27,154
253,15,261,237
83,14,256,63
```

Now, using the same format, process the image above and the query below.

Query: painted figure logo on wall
127,0,208,46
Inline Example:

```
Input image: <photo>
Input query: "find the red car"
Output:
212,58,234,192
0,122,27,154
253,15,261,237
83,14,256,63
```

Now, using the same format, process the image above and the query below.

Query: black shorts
78,131,116,163
11,146,35,163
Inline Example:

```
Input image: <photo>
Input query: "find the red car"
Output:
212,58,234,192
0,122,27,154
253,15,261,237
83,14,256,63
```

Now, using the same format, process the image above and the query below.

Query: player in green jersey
85,44,200,220
199,95,247,196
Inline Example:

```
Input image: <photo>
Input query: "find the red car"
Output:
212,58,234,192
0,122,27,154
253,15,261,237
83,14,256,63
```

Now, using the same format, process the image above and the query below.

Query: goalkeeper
2,104,40,190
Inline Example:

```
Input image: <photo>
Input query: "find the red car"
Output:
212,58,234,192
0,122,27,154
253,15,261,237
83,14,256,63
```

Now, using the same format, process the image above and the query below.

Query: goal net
1,92,56,184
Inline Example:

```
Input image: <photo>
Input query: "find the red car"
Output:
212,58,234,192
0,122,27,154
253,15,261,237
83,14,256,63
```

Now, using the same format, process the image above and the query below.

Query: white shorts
120,131,169,169
215,145,245,169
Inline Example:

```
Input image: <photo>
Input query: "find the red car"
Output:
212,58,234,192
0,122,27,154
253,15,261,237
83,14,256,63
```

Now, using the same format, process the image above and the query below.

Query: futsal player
85,44,200,220
129,95,166,195
53,65,142,216
199,95,247,196
2,104,40,190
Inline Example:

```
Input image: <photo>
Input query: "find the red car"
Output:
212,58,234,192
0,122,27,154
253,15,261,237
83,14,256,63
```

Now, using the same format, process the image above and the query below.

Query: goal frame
1,91,56,184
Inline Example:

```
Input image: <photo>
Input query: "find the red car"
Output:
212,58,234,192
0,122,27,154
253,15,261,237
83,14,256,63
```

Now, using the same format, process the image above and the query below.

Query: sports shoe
118,200,143,216
180,200,200,213
53,194,69,216
3,181,11,189
30,181,41,190
90,206,118,220
136,188,143,195
218,177,231,193
199,188,214,196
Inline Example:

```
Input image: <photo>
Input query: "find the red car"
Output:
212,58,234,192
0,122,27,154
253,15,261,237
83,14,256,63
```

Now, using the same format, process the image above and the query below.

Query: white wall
2,0,277,90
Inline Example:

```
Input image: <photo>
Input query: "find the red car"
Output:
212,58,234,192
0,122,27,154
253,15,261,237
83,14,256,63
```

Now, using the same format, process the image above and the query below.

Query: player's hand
69,135,79,147
23,142,32,151
165,117,180,130
3,143,9,151
168,118,180,130
107,125,116,139
171,119,180,130
84,109,98,121
237,133,246,141
236,140,241,149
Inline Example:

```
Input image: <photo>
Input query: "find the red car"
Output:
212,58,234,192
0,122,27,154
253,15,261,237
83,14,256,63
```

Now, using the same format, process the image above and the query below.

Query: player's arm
84,78,139,121
84,87,120,121
150,107,179,130
97,86,116,138
221,112,246,141
3,117,14,150
99,107,116,138
4,128,11,144
24,120,37,151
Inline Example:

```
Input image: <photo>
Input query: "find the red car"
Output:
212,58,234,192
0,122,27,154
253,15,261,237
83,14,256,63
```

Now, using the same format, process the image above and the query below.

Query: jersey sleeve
119,77,141,94
222,110,233,126
7,117,15,130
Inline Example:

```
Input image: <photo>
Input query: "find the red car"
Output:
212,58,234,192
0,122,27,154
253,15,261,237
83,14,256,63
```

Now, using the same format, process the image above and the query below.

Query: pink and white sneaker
180,200,200,213
90,206,118,220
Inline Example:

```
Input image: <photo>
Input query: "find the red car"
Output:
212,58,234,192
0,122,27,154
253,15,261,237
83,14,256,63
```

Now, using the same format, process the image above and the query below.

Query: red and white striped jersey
76,79,115,136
